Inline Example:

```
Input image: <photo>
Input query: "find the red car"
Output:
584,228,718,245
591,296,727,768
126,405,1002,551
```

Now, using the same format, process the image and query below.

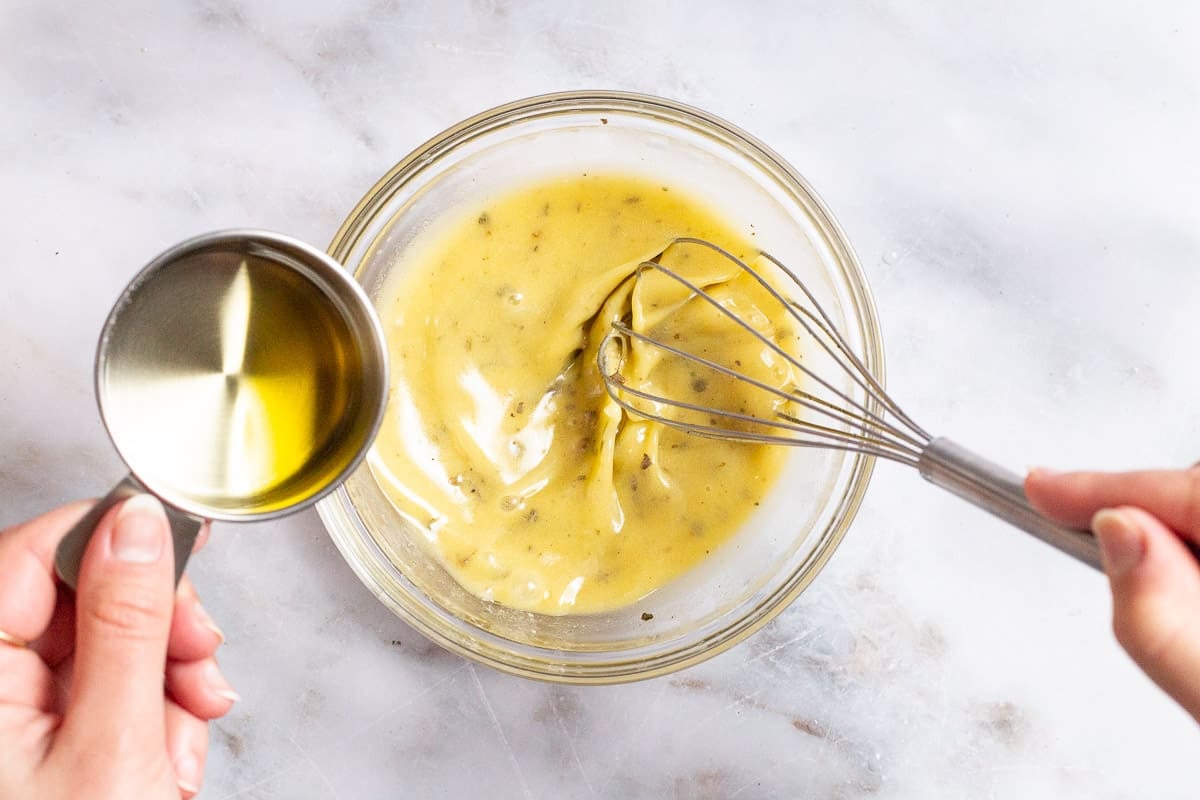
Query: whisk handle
918,437,1103,571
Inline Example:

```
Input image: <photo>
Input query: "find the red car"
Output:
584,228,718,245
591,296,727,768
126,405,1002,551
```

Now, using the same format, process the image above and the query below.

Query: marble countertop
4,1,1198,797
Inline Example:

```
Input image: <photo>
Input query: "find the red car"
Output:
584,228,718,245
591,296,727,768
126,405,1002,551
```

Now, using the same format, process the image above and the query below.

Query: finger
167,577,225,663
193,522,211,553
0,647,55,711
165,698,209,799
1026,467,1200,538
60,495,175,753
0,501,92,647
1093,506,1200,720
165,657,239,721
40,581,226,669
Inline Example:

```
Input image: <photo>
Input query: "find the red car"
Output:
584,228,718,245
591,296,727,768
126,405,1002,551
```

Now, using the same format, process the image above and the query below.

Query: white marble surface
4,1,1199,797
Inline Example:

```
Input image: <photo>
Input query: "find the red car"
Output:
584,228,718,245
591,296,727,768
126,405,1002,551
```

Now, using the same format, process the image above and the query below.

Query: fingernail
112,494,167,564
1027,466,1061,478
196,603,226,644
206,660,241,703
174,750,201,795
1092,508,1145,577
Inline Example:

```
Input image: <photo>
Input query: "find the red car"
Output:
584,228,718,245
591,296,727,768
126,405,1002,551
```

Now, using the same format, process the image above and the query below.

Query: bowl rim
319,89,883,683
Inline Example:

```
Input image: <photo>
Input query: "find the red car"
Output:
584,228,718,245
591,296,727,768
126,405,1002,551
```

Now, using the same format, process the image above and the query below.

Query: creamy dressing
369,173,798,614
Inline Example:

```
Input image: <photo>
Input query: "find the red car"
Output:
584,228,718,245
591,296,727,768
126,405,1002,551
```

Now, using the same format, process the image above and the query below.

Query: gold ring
0,628,29,649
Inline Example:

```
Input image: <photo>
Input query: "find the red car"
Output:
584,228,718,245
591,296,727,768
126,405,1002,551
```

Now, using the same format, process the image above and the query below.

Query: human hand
1026,467,1200,722
0,496,237,798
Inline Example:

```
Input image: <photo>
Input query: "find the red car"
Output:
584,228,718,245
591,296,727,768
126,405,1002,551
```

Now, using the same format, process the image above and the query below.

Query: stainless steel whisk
598,236,1103,570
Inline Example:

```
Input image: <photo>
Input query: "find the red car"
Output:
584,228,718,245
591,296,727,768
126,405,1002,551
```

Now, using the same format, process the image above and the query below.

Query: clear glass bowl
317,91,883,683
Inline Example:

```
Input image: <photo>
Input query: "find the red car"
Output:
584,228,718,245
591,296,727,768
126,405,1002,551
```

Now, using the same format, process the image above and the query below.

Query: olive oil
101,252,368,513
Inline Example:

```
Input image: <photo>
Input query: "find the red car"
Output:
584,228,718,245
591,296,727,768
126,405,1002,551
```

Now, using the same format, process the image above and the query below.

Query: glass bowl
317,91,883,683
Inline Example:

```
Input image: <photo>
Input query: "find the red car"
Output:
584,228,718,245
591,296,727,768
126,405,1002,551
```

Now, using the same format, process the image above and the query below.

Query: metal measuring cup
54,230,388,588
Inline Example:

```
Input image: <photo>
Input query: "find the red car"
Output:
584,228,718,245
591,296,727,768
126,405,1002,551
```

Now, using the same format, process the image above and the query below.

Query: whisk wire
630,260,892,439
672,237,930,444
603,355,921,464
755,249,929,439
610,238,930,463
607,321,921,464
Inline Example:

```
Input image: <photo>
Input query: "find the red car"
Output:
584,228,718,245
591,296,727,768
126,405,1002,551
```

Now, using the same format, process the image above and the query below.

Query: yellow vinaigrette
369,174,799,614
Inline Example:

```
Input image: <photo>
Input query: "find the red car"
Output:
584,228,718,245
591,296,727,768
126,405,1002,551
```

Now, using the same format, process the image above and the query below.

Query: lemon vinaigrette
369,173,800,614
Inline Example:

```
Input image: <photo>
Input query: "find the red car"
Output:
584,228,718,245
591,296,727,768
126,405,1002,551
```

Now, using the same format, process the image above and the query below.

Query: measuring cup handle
54,475,204,589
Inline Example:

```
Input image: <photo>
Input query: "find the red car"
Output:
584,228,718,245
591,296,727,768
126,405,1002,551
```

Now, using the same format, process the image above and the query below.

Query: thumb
63,494,175,750
1093,506,1200,721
